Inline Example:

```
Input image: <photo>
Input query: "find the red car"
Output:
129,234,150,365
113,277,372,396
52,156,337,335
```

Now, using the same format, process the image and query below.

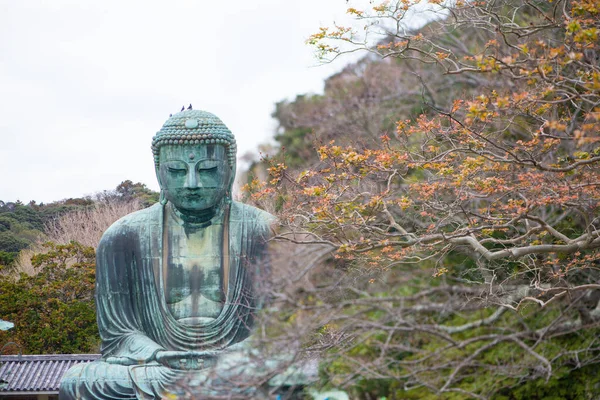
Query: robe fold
59,201,274,399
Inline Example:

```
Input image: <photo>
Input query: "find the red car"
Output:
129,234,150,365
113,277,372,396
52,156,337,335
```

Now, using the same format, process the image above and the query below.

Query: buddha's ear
228,161,236,195
155,164,164,188
155,165,169,205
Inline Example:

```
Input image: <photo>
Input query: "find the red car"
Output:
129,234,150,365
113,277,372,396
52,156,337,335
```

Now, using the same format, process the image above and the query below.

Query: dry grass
13,199,142,275
44,199,141,248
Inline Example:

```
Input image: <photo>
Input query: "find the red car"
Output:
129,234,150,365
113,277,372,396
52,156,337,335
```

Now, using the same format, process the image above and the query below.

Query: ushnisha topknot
151,109,237,168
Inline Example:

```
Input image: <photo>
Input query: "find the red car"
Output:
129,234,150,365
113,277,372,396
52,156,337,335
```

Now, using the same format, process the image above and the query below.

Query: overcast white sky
0,0,369,203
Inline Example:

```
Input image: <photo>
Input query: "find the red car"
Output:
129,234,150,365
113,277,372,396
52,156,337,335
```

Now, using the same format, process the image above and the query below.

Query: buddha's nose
185,171,200,189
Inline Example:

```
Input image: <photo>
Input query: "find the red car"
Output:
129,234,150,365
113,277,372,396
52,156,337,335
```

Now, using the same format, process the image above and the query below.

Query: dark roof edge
0,354,101,362
0,390,60,395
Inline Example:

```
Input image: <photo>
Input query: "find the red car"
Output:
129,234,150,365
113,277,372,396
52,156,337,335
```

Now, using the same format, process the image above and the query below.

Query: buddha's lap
59,360,204,399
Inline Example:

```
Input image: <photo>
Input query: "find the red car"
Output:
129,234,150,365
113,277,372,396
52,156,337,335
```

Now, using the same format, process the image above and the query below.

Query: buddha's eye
197,166,218,172
163,161,188,174
167,167,186,173
197,160,221,172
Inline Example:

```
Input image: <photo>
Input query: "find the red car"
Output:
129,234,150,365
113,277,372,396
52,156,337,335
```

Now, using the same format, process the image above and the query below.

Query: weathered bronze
59,110,274,399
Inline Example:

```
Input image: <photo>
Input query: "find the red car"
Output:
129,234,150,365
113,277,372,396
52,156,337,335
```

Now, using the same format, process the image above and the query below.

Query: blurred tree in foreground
246,0,600,398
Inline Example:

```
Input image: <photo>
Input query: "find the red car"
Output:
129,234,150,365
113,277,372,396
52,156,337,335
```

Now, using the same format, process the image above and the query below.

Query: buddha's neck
169,203,220,225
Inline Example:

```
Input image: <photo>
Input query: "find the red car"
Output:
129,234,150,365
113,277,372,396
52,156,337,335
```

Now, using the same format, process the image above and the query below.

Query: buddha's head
152,110,237,214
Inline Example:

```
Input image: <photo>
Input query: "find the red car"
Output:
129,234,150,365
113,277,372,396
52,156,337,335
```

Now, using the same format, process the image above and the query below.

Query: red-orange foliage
259,0,600,303
247,1,600,398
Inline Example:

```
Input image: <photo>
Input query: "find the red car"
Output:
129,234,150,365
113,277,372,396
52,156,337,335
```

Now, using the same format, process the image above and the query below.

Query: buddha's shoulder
230,201,276,227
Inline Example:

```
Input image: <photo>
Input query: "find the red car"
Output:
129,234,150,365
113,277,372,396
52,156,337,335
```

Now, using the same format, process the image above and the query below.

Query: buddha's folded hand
155,350,219,370
105,356,147,366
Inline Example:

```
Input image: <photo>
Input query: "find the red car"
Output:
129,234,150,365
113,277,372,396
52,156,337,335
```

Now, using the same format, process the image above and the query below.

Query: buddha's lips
179,189,219,198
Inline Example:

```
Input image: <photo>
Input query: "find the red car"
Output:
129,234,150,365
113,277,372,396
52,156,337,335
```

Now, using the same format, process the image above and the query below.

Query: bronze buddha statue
59,110,275,399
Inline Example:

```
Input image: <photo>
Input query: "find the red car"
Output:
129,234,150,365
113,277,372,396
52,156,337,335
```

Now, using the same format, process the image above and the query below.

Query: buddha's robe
59,201,274,399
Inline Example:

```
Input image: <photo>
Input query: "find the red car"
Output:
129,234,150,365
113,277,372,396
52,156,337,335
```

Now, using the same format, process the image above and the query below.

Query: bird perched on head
187,104,193,110
169,114,172,117
181,106,185,112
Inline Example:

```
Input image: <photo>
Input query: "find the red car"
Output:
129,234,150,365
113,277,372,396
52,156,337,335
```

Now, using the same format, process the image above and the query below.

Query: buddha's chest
162,223,225,320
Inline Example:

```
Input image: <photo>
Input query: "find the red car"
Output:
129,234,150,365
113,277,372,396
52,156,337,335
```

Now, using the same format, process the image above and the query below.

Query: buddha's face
157,144,232,212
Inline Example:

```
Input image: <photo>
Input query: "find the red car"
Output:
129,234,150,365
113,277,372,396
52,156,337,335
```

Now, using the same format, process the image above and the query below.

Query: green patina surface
59,110,275,399
0,319,13,331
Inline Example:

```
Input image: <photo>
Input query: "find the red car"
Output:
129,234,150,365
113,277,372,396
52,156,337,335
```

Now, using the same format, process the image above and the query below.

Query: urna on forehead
151,110,237,167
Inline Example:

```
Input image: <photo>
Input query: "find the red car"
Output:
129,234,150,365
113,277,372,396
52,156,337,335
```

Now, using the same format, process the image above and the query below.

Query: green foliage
0,202,44,231
275,127,314,168
0,209,43,254
0,231,31,252
0,251,16,265
0,216,11,232
271,95,324,167
37,200,92,223
0,241,98,354
116,180,159,208
494,363,600,400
